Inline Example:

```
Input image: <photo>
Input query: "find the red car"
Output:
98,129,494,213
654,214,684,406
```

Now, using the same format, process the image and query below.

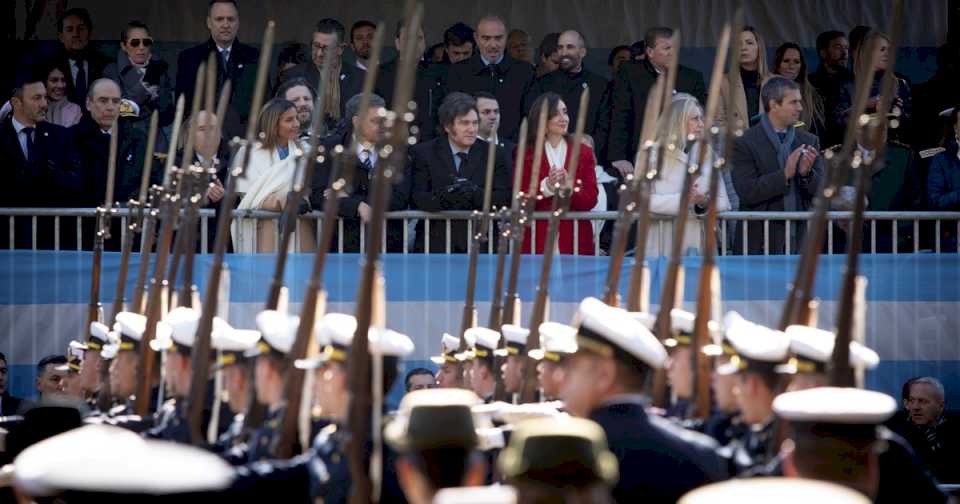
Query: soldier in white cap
495,325,529,400
458,328,501,403
779,325,880,392
211,324,261,453
560,297,727,503
56,341,86,400
293,312,356,436
431,334,463,388
79,321,113,405
527,322,577,402
143,307,203,443
719,311,791,473
385,388,488,504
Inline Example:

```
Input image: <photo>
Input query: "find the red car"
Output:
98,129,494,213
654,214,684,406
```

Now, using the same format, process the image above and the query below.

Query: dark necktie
455,152,468,174
777,131,787,143
360,149,373,174
75,62,87,101
23,127,35,162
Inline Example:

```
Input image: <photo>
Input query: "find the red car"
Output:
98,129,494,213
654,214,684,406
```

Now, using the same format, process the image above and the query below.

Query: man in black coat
607,27,706,178
809,31,853,147
731,77,824,255
525,30,608,139
286,18,365,137
444,15,535,141
176,0,259,140
309,93,411,252
410,92,511,253
375,21,443,142
0,74,82,250
0,352,24,416
562,298,728,503
52,8,111,106
71,79,151,250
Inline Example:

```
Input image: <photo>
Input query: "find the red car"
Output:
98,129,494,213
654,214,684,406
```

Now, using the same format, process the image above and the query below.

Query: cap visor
294,357,323,370
527,349,546,360
716,361,740,376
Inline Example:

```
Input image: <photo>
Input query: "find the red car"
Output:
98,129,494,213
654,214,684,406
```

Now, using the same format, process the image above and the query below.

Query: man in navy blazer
410,92,510,253
176,0,259,140
0,74,81,249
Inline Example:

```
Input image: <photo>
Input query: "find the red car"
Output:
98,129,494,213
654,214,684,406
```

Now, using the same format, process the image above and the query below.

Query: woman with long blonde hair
718,26,769,131
647,94,731,257
231,98,315,253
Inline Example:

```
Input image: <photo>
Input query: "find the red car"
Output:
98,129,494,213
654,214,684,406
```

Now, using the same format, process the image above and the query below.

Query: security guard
527,321,577,402
431,334,462,388
718,311,791,474
494,324,528,401
384,388,487,502
499,416,619,503
561,297,727,503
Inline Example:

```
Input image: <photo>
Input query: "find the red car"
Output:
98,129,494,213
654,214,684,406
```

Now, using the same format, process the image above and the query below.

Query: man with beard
276,77,316,141
496,324,528,402
350,20,376,71
527,30,607,139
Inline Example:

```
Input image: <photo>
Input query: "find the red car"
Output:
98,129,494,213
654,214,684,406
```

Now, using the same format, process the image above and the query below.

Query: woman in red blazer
518,92,599,255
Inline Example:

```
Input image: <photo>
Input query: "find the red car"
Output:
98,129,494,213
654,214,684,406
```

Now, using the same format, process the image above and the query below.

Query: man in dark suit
71,79,150,250
0,74,82,250
444,15,535,141
410,92,511,253
309,93,410,252
562,298,728,503
473,91,515,155
607,26,706,179
375,21,443,142
731,76,824,255
176,0,259,140
52,8,111,106
286,18,365,137
526,30,608,139
0,352,24,416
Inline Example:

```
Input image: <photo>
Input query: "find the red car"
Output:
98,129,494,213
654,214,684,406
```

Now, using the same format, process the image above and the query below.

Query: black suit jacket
308,128,412,252
51,46,112,105
730,123,825,254
445,53,535,141
526,68,608,137
1,393,24,416
410,137,511,253
0,117,82,249
176,38,259,140
286,61,365,135
589,402,727,503
608,60,706,163
375,59,444,142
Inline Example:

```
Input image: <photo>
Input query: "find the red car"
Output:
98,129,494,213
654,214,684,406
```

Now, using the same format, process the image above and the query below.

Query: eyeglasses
127,38,153,48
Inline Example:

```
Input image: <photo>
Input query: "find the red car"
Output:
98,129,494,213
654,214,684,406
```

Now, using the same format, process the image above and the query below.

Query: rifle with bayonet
518,89,590,404
270,24,386,459
457,140,497,350
132,97,186,315
691,18,735,420
347,5,421,502
134,63,208,416
777,28,884,332
832,0,904,387
186,21,276,445
648,33,688,409
490,120,528,400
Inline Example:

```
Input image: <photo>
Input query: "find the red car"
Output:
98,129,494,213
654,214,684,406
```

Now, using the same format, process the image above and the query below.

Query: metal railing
1,208,959,255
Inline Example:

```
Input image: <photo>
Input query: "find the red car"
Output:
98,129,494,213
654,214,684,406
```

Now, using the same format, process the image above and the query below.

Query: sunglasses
127,38,153,48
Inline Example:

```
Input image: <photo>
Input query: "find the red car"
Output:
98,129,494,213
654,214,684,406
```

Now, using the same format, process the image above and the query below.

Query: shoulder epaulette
920,147,946,159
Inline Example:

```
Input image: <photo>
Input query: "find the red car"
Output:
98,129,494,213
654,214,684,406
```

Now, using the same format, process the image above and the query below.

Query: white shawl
230,139,303,253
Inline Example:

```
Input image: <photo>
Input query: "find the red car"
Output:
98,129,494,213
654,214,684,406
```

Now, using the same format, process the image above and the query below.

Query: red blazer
517,139,599,255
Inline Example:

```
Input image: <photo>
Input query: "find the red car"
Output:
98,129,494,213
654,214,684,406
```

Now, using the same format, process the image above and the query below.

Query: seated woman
518,92,599,255
104,21,174,140
647,94,731,257
231,98,314,253
0,62,81,127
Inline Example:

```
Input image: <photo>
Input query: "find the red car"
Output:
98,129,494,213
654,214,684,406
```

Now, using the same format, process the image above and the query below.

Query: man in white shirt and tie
54,8,111,106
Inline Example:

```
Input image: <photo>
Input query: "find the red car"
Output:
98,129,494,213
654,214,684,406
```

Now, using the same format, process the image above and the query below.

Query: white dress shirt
11,116,31,159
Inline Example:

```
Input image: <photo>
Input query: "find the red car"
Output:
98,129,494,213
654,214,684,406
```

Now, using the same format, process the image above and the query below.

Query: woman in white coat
231,98,315,253
647,94,731,257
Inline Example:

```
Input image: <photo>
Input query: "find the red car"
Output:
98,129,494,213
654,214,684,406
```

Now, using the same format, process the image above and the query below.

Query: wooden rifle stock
691,19,735,420
272,24,386,459
518,89,590,404
347,6,421,502
458,140,497,342
832,0,904,387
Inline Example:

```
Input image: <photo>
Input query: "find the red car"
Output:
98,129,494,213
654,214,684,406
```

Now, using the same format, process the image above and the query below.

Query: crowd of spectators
3,0,960,253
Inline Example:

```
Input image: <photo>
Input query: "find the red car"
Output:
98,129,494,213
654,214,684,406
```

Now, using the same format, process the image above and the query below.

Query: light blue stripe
1,252,959,305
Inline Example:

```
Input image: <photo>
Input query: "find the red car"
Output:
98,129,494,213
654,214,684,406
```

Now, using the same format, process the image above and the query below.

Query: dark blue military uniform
246,406,284,463
144,398,190,443
589,400,729,503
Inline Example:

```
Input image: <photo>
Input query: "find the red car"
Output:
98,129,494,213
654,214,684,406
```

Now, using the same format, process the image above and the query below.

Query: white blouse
540,140,569,197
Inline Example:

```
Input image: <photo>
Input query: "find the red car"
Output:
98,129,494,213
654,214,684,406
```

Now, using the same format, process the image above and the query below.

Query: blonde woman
718,27,769,131
647,94,730,257
231,98,314,253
